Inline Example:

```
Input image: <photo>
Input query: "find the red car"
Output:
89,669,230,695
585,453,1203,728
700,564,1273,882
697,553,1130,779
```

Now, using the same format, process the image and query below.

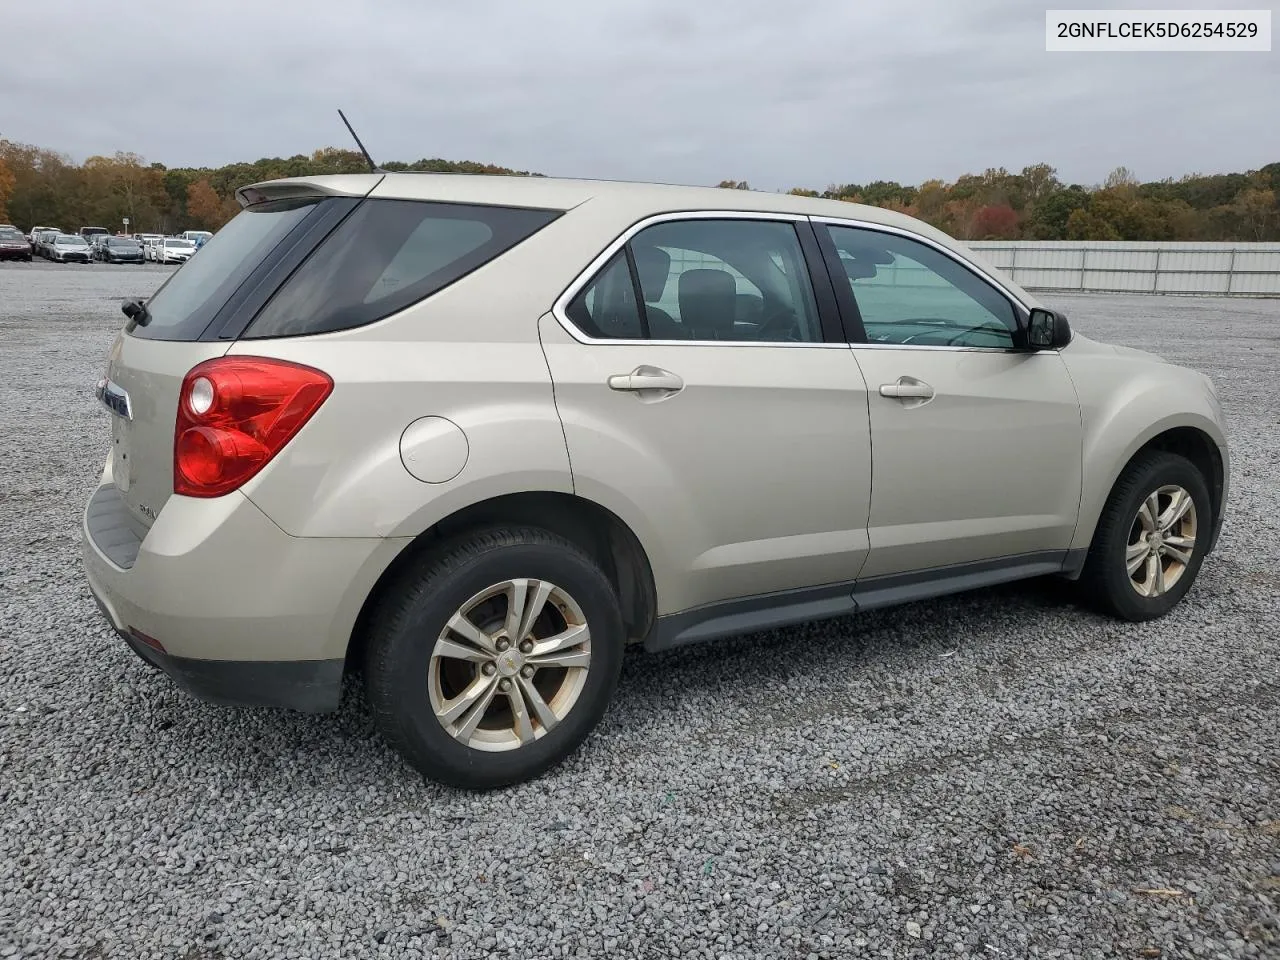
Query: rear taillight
173,357,333,498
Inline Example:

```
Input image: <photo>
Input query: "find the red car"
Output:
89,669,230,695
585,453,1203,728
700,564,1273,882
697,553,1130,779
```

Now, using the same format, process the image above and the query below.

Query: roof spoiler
236,173,385,209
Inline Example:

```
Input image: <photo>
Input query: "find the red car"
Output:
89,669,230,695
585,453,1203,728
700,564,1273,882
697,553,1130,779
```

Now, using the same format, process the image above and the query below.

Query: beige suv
83,174,1228,789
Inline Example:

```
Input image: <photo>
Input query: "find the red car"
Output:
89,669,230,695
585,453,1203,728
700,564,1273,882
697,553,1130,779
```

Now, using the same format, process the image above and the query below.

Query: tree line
1,137,1277,242
0,141,540,236
725,162,1280,242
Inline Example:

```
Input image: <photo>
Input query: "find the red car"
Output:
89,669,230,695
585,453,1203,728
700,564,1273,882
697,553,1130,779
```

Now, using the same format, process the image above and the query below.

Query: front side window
564,218,823,343
244,200,560,339
825,225,1018,349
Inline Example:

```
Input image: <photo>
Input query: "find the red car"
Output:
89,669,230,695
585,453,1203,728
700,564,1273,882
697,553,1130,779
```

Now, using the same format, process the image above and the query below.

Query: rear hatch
100,177,381,531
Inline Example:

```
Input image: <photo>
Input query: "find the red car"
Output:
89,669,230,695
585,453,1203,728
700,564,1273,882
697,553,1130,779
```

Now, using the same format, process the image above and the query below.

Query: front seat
677,268,738,340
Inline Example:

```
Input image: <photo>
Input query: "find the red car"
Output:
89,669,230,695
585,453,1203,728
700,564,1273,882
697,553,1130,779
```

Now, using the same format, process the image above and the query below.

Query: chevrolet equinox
83,173,1229,789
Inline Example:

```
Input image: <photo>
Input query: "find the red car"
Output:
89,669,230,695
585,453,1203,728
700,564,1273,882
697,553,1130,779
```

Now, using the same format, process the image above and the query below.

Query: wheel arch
345,491,658,672
1074,414,1227,560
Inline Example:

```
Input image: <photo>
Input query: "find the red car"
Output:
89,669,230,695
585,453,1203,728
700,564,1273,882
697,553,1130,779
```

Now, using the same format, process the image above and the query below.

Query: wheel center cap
495,650,524,678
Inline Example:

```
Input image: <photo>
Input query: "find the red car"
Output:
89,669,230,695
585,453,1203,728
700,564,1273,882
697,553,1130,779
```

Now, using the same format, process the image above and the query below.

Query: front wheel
365,527,624,790
1077,451,1212,621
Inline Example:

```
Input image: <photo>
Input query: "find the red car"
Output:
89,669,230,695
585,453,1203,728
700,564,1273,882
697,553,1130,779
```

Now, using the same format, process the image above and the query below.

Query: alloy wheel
1125,484,1197,597
428,579,592,752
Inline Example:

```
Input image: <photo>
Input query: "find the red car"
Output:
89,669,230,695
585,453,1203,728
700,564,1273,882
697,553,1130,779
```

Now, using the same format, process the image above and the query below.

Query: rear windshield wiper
122,299,151,327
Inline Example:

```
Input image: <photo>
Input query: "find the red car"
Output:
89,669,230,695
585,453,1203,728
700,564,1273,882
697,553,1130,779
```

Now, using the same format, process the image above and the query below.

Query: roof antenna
338,109,384,173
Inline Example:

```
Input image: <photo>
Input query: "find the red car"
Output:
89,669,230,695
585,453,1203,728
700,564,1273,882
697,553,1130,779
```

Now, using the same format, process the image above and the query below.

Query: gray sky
3,0,1276,190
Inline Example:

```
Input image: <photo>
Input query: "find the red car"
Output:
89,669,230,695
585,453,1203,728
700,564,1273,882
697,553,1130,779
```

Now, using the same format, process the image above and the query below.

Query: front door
817,221,1083,580
540,215,873,616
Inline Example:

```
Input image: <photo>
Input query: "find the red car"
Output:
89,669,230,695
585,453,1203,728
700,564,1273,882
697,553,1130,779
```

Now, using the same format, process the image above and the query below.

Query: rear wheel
1077,451,1211,621
365,526,624,790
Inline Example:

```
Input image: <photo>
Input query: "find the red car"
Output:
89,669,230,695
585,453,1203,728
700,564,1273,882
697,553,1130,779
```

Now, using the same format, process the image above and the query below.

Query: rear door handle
879,377,935,400
607,366,684,393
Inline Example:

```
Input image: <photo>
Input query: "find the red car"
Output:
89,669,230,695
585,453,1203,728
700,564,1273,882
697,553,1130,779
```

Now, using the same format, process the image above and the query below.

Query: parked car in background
143,237,166,262
98,236,145,264
35,230,63,258
79,227,109,242
49,234,92,263
81,173,1229,789
182,230,213,247
29,226,60,253
156,237,196,264
0,226,33,261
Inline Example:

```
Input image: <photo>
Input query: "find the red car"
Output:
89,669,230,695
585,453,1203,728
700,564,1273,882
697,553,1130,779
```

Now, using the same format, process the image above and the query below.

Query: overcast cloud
2,0,1276,190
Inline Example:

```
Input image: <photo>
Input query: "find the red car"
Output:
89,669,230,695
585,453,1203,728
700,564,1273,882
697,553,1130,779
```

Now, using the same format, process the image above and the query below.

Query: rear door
815,220,1083,580
540,213,873,616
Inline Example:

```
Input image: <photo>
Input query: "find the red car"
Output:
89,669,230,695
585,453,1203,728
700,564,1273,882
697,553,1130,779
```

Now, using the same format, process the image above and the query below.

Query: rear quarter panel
232,335,573,538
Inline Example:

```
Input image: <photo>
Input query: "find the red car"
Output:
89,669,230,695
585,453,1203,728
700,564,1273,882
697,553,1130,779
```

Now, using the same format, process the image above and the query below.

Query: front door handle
879,377,935,401
607,366,684,394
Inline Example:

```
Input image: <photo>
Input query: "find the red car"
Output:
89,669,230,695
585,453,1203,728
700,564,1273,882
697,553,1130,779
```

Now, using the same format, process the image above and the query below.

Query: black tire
1077,451,1212,621
365,526,625,790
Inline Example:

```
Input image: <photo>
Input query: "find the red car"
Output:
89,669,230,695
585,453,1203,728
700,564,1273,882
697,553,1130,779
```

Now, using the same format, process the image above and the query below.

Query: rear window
131,198,322,340
242,199,559,339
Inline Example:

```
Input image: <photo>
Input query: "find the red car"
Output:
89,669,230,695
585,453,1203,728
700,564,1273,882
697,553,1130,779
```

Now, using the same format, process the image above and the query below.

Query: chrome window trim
853,346,1042,356
549,210,846,349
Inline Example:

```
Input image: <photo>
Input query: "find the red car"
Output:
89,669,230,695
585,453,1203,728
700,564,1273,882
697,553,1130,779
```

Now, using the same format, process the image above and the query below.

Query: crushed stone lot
1,259,1277,960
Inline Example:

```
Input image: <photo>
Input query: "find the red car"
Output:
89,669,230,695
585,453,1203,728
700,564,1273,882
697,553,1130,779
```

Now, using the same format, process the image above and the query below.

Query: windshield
165,239,194,248
108,238,138,247
0,230,23,240
133,197,322,340
58,237,88,246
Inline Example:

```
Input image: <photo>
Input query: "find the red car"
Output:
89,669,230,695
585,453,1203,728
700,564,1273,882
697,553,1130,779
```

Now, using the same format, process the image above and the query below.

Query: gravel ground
1,260,1277,960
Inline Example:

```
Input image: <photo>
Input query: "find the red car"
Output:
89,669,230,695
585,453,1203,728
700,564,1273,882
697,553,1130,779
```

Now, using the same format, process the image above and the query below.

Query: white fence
967,241,1280,297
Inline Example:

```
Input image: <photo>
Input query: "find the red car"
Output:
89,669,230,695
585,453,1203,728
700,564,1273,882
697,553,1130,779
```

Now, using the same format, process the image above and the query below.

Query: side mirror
1026,307,1071,350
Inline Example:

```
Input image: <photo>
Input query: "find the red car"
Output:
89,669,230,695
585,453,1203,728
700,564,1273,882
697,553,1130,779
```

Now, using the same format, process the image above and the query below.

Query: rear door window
242,200,560,339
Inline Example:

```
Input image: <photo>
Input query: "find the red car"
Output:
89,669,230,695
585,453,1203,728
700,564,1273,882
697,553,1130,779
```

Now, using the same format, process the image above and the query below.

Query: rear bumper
82,465,408,712
94,600,345,712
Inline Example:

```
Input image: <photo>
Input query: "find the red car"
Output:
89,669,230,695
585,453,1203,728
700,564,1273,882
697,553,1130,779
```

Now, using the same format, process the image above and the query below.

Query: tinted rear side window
243,200,560,339
131,198,322,341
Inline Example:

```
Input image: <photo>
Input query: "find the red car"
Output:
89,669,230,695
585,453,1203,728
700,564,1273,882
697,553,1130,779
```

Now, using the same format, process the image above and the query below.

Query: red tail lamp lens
173,357,332,498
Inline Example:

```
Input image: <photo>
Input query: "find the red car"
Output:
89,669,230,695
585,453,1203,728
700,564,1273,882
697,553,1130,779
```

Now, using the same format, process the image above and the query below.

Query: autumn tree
0,157,14,223
1104,166,1139,191
1231,188,1278,241
186,179,228,230
1018,163,1061,207
971,204,1020,240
